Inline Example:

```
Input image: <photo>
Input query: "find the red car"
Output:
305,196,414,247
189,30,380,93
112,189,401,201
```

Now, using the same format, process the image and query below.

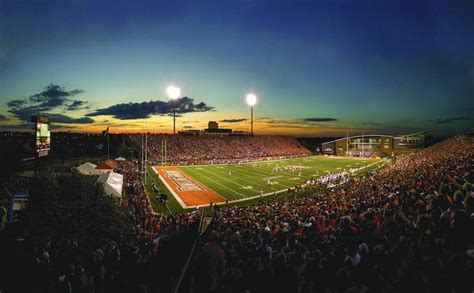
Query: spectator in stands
197,230,226,293
3,134,474,292
128,134,311,165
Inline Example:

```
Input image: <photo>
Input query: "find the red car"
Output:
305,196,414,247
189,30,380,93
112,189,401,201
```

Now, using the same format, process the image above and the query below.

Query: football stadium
1,2,474,293
127,134,384,212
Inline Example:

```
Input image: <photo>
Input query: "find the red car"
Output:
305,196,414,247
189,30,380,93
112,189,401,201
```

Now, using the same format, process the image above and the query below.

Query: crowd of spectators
2,134,474,292
196,135,474,292
128,134,311,165
13,161,202,293
117,162,201,237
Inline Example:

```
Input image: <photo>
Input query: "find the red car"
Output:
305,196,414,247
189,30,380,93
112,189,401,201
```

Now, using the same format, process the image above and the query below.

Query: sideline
175,154,378,168
140,176,158,215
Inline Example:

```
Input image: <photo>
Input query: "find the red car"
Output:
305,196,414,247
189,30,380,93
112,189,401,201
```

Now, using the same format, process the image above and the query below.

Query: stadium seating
195,135,474,292
3,135,473,292
128,134,311,164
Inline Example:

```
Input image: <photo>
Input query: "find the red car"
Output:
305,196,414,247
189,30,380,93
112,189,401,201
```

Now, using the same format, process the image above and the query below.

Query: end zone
152,166,226,209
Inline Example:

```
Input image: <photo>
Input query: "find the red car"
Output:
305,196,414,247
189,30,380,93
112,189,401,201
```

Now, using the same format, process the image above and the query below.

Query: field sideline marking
194,160,358,189
196,165,289,190
180,166,250,199
213,166,298,190
223,164,315,186
182,158,383,199
192,165,291,196
193,162,310,187
152,159,384,210
175,155,378,168
140,172,159,215
188,160,384,209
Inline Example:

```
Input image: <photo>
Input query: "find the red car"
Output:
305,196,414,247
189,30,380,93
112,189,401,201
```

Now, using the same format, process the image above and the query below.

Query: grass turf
145,156,384,214
178,156,380,200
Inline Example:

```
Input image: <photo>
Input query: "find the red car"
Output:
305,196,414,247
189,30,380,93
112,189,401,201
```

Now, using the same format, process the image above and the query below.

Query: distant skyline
1,0,473,136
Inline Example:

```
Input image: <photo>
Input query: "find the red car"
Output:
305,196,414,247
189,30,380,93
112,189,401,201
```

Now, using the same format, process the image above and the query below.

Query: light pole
246,93,257,134
167,85,181,135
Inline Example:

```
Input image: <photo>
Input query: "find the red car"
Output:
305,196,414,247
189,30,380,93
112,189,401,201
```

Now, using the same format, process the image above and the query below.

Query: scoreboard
31,115,51,157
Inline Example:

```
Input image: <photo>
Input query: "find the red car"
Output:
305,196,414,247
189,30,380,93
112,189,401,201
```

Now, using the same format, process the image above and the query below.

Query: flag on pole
102,126,109,137
102,126,110,159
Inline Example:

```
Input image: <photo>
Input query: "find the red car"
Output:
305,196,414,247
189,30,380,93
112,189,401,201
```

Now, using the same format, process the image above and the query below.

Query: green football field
146,156,384,213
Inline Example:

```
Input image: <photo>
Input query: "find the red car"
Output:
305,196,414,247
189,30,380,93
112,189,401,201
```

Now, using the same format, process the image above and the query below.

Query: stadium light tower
167,85,181,135
246,93,257,134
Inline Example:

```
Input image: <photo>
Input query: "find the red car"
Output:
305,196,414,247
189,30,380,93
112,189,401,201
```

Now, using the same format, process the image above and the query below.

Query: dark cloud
50,124,77,130
6,84,92,124
264,123,307,129
0,123,76,131
362,122,381,126
261,118,310,129
220,118,247,123
7,100,26,108
0,123,33,130
0,114,8,121
432,117,471,124
67,100,89,111
87,97,214,120
47,114,94,124
265,119,298,125
28,84,85,111
8,106,93,124
8,107,40,122
32,85,83,98
304,117,338,122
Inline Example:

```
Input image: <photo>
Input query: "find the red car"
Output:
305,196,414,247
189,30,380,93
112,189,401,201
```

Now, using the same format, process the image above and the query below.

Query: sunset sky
0,0,473,136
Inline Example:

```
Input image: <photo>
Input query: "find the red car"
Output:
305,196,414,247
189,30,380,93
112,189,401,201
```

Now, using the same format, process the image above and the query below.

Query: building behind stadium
321,131,426,157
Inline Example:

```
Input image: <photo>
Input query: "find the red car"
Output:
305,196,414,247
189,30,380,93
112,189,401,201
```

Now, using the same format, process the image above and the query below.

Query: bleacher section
128,134,311,164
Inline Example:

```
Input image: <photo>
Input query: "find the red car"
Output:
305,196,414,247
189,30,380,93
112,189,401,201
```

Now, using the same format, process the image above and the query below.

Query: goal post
161,138,167,166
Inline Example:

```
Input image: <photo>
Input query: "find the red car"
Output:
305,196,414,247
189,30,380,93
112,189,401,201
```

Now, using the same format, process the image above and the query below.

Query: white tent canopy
97,171,123,199
115,157,126,161
77,162,100,175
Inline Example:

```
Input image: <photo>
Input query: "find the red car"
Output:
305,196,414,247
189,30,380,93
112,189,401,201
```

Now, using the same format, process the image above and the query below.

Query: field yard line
198,165,289,190
217,160,385,206
174,155,380,168
352,160,386,175
180,166,250,198
190,166,261,197
239,164,318,179
222,163,323,186
177,160,385,209
214,165,299,189
192,158,380,190
198,162,311,186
